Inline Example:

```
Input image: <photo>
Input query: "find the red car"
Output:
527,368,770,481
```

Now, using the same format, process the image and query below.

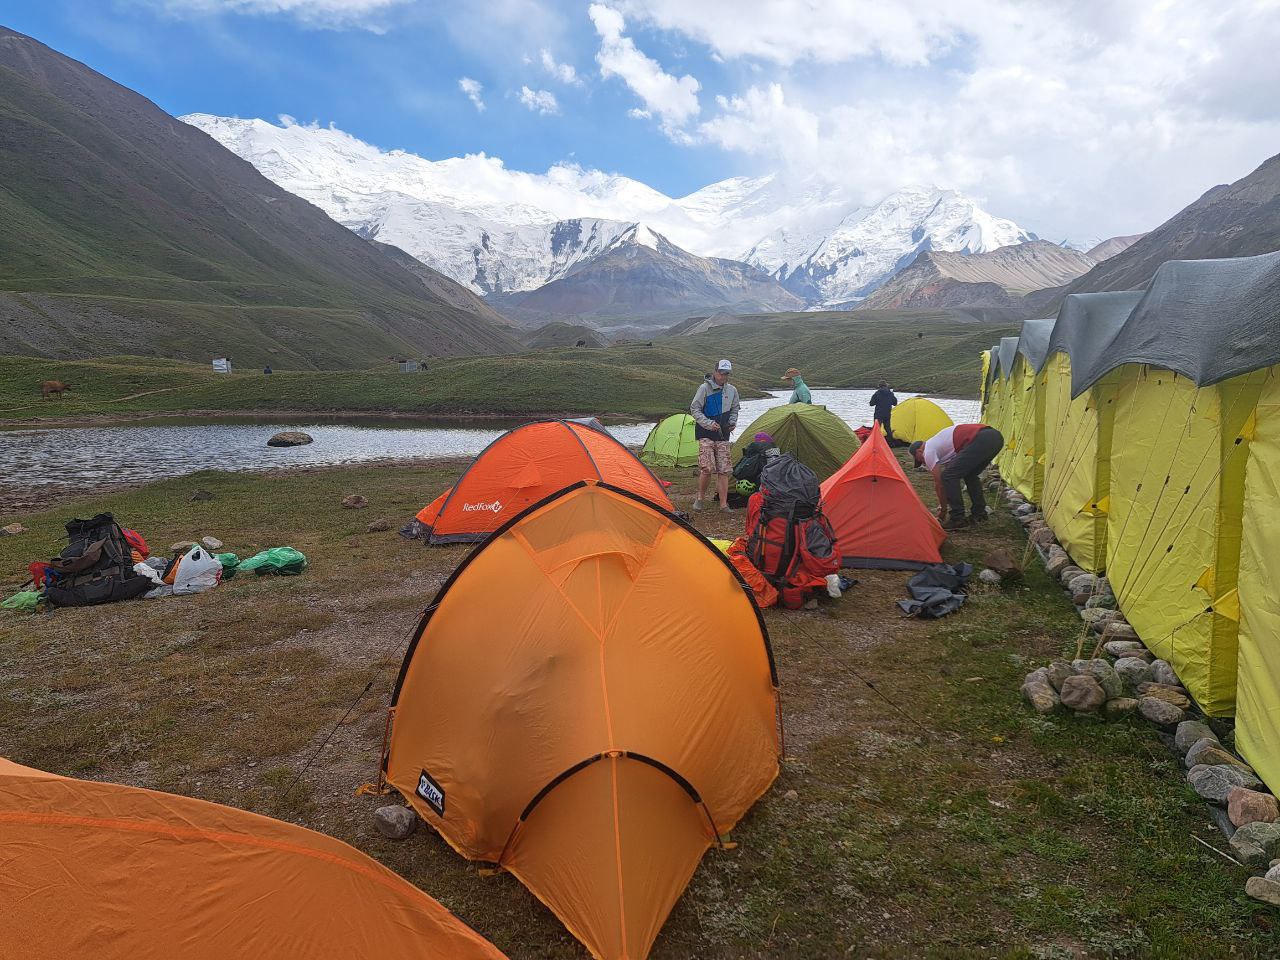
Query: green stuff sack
238,547,308,576
215,553,240,578
1,590,42,614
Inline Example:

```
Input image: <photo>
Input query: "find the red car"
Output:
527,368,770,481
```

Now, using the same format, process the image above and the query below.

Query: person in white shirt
909,423,1004,530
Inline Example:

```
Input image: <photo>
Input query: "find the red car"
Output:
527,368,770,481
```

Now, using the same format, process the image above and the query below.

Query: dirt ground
0,455,1274,958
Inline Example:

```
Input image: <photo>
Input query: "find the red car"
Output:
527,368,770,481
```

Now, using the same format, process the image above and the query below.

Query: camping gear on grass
0,758,507,959
216,552,240,577
889,396,954,445
1,590,41,614
413,420,671,544
898,563,973,618
820,426,947,569
383,481,781,960
639,413,700,468
43,513,152,608
170,544,223,595
238,547,308,576
745,453,841,609
732,403,859,481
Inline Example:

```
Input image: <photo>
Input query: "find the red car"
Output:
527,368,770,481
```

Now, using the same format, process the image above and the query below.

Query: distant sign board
212,358,232,373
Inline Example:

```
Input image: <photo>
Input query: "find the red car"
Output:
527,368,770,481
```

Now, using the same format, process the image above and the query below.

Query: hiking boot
692,498,704,511
941,516,968,532
719,504,732,513
970,511,989,524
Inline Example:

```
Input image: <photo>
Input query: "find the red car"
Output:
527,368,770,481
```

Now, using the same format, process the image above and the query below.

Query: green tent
733,403,860,480
639,413,699,467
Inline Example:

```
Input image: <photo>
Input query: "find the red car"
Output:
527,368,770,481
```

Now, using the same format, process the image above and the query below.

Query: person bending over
910,422,1004,531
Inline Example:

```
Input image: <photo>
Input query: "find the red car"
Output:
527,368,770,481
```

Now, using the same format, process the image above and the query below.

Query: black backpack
43,513,152,607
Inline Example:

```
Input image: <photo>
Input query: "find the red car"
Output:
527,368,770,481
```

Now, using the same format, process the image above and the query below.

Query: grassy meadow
0,456,1273,958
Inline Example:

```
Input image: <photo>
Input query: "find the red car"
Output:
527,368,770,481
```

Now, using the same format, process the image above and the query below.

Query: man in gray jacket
690,359,741,511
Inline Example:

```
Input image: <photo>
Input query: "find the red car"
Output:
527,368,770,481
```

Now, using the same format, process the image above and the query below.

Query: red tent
820,426,947,569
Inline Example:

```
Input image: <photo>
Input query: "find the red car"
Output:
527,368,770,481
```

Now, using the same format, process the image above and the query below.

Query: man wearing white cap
690,359,741,511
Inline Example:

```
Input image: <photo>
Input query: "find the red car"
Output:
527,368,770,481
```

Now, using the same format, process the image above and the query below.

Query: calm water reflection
0,390,978,489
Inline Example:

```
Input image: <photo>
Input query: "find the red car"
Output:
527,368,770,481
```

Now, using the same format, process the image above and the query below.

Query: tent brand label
461,500,502,513
416,769,445,816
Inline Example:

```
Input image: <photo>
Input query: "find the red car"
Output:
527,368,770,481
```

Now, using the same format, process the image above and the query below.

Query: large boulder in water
267,431,313,447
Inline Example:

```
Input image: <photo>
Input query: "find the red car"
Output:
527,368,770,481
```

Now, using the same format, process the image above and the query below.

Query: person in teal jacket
783,368,812,404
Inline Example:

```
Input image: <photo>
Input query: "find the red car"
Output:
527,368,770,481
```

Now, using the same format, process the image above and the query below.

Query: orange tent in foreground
416,420,672,544
820,425,947,569
387,482,782,959
0,758,505,960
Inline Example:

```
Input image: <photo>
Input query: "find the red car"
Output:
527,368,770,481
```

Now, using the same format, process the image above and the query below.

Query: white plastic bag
171,545,223,595
133,562,164,585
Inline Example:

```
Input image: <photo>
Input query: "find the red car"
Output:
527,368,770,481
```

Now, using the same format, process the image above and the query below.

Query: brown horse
41,380,71,399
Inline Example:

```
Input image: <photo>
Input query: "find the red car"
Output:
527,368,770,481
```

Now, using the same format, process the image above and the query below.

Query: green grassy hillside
676,309,1014,396
0,27,518,367
0,347,773,422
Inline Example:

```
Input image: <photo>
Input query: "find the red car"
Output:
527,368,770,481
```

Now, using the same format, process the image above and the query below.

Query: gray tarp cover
984,343,1001,390
1042,290,1145,397
996,337,1020,382
1015,318,1056,373
1074,250,1280,392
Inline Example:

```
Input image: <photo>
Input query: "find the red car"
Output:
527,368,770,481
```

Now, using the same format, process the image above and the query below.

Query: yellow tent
889,396,953,443
1037,292,1141,573
993,337,1023,483
1001,319,1056,503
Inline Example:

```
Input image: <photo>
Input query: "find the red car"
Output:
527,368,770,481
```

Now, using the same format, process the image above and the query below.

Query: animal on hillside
41,380,71,399
575,339,587,347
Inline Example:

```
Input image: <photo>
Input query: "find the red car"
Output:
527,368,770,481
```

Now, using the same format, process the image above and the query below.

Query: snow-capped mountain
183,113,1038,310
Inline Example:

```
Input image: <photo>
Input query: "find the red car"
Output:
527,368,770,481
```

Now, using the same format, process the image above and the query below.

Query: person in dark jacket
869,381,898,440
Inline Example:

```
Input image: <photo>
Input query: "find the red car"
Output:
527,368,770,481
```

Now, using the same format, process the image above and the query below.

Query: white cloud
518,85,560,115
457,77,486,112
633,0,1280,239
588,3,700,140
539,48,581,85
147,0,409,29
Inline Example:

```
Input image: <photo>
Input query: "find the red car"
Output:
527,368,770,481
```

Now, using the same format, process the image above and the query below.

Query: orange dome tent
0,757,506,960
820,425,947,569
385,482,782,960
415,420,672,544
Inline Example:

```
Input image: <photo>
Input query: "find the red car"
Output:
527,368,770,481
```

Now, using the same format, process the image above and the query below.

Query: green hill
0,27,519,369
674,309,1016,397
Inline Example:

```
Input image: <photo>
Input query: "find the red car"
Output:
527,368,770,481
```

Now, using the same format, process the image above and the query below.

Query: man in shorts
690,359,741,512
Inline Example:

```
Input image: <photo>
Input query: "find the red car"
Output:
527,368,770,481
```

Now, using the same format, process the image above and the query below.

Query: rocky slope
0,28,518,366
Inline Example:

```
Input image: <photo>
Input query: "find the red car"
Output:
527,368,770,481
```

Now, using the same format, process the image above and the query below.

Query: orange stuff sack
726,536,779,608
412,420,672,544
0,758,507,960
385,482,781,960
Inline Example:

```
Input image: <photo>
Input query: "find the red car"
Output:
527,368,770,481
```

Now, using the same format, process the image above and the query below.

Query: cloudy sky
9,0,1280,241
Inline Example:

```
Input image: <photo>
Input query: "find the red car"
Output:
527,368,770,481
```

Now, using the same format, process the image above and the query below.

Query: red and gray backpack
745,454,840,608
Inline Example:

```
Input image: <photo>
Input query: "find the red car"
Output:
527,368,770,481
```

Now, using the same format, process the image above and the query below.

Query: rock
341,494,368,510
189,489,215,501
373,805,418,840
1227,788,1280,828
1269,861,1280,880
1175,720,1219,754
1103,697,1139,719
1015,503,1036,516
1025,666,1050,686
1021,679,1061,714
1019,511,1044,525
366,518,392,533
1084,594,1117,609
1138,697,1185,726
978,568,1002,585
1045,551,1073,577
1136,683,1191,710
1104,638,1146,657
1026,518,1048,532
1245,876,1280,907
1186,738,1252,772
783,789,799,800
982,547,1022,578
1094,577,1114,599
1080,607,1115,625
1229,821,1280,869
1077,659,1124,699
0,523,26,536
1068,573,1099,596
1058,565,1086,586
201,536,223,551
1088,611,1124,634
1188,764,1264,804
1030,528,1056,548
1099,619,1136,639
1113,657,1153,688
170,541,196,554
1148,659,1180,687
267,430,313,447
1046,660,1076,692
1059,674,1107,713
